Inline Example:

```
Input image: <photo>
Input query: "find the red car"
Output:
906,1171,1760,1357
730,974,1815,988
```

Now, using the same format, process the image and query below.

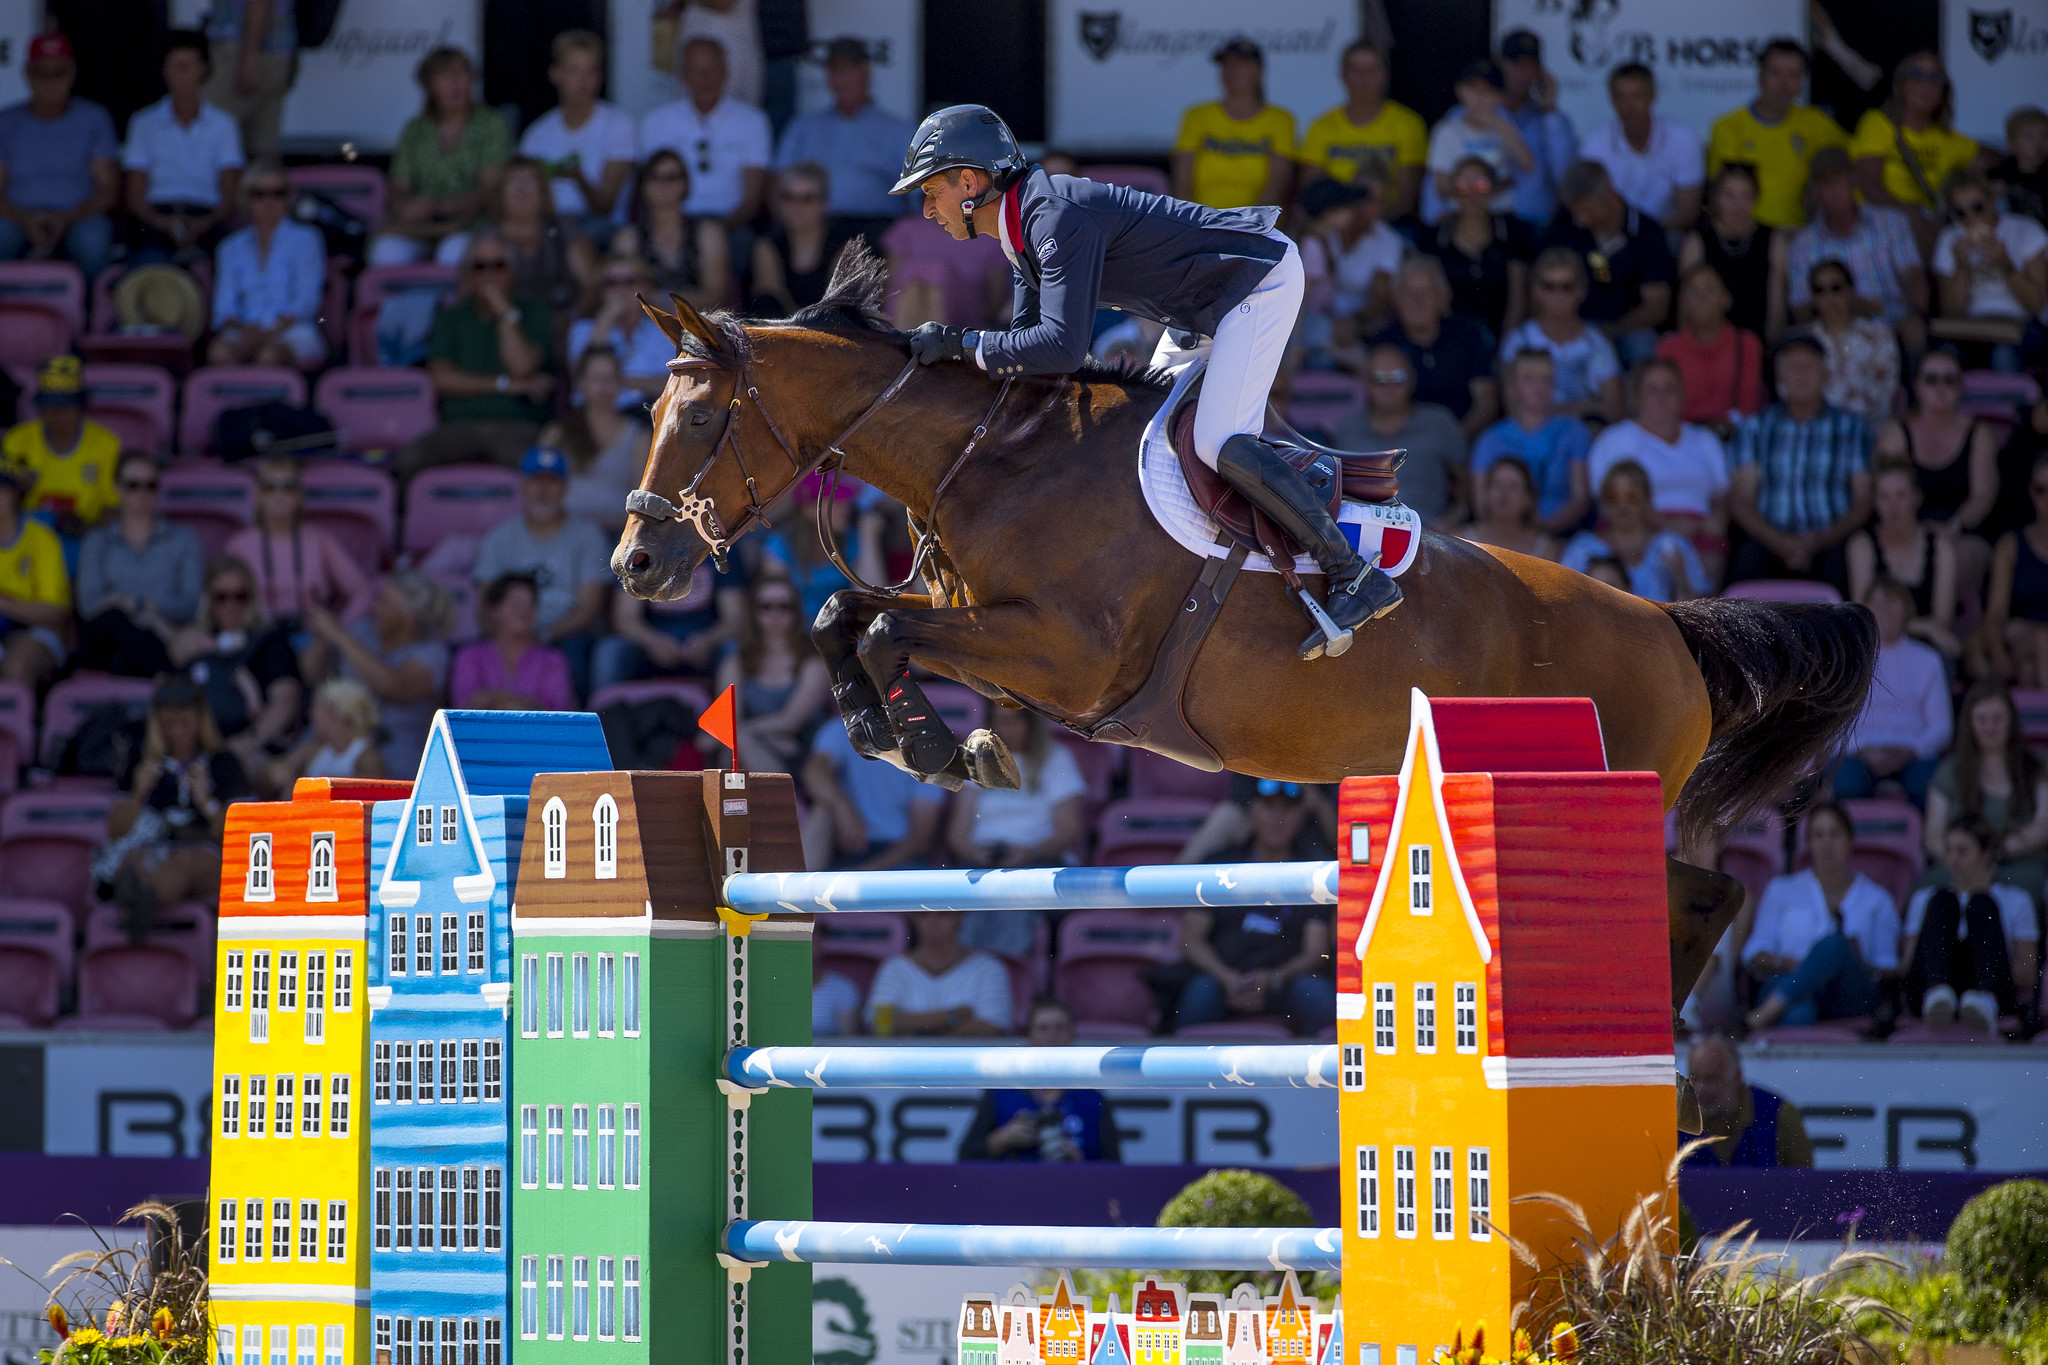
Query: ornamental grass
2,1202,211,1365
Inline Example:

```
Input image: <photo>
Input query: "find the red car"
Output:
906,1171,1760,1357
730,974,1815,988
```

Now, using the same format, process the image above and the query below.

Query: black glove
908,321,968,365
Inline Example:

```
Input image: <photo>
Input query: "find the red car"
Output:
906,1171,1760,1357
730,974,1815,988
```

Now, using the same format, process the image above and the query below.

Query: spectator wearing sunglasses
1334,343,1468,527
208,157,326,368
170,554,302,777
750,162,856,317
74,450,204,677
1933,167,2048,373
608,149,731,313
568,255,678,405
1802,260,1902,427
772,37,914,243
637,37,772,230
1850,51,1981,256
1786,149,1927,353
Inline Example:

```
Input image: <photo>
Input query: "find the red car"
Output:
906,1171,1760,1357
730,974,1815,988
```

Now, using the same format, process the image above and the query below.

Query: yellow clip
716,903,769,937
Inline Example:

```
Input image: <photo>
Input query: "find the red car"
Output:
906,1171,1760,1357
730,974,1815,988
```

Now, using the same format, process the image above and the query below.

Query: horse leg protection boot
882,671,963,777
1215,434,1402,659
828,659,895,759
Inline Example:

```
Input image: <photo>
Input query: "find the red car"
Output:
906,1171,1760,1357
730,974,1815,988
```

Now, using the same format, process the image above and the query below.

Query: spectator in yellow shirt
1171,36,1294,211
0,462,72,687
1297,39,1427,220
1707,38,1846,230
1852,50,1985,256
1,355,120,535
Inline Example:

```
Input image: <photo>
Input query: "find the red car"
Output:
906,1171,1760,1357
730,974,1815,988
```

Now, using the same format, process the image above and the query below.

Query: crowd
3,10,2048,1053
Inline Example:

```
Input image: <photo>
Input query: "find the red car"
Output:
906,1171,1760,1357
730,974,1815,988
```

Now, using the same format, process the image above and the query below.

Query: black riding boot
1215,434,1402,659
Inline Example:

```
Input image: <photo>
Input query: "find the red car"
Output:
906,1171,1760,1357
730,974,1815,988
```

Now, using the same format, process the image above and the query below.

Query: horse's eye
689,408,709,426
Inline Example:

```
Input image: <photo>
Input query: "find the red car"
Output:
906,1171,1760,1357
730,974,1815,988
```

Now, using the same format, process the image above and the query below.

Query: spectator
0,32,117,281
1924,683,2048,895
1875,347,1999,552
450,572,573,711
1932,167,2048,372
1725,336,1872,593
1576,62,1702,232
1981,452,2048,685
1177,777,1338,866
1494,29,1577,228
471,446,612,699
946,709,1086,866
1458,454,1559,561
169,554,301,767
1742,803,1900,1029
1170,37,1292,211
1804,259,1904,426
1472,351,1590,538
1992,106,2048,230
1581,556,1631,592
1298,174,1400,355
1424,59,1531,221
73,450,204,678
1334,343,1468,527
201,0,297,159
711,573,830,774
265,676,385,791
762,480,887,622
397,231,555,478
542,344,651,534
223,455,374,631
306,571,450,778
594,556,743,693
207,157,325,368
517,30,636,237
1706,38,1846,230
97,677,250,934
1560,459,1708,601
672,0,764,110
958,999,1120,1161
1420,156,1533,339
863,912,1011,1037
1297,38,1427,220
1174,782,1336,1036
1587,358,1730,566
1676,163,1787,341
609,150,732,314
1499,248,1622,424
372,46,510,266
1679,1034,1814,1168
1847,461,1960,660
0,461,68,687
569,256,676,404
882,202,1009,330
749,162,853,317
1903,816,2040,1029
1367,256,1500,438
1786,148,1928,353
802,718,945,872
638,37,772,230
772,37,912,241
1545,159,1675,364
1852,50,1980,258
121,30,242,262
3,356,120,537
492,156,596,321
1655,265,1765,437
813,964,860,1036
1832,576,1952,804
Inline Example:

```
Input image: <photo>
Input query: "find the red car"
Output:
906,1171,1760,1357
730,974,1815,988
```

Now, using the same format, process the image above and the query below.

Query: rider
890,104,1402,659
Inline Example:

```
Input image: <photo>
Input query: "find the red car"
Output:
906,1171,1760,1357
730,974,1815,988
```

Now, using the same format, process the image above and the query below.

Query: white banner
0,0,36,109
794,0,921,123
1494,0,1805,148
280,0,481,151
812,1265,1010,1365
1945,0,2048,146
1046,0,1355,154
42,1037,214,1158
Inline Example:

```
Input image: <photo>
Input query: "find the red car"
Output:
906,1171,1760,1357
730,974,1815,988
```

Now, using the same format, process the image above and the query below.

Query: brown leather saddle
1169,387,1404,571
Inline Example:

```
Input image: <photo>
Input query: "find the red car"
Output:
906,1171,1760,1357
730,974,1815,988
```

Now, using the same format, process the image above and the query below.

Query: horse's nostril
628,550,651,573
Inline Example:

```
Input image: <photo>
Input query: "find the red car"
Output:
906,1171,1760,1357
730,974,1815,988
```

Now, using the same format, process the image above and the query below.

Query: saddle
1169,388,1403,570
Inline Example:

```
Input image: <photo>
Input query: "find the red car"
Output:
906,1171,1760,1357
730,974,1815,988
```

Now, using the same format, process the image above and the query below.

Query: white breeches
1149,238,1305,468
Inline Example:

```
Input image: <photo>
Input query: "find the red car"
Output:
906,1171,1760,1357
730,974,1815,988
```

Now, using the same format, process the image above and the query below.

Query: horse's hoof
962,728,1021,790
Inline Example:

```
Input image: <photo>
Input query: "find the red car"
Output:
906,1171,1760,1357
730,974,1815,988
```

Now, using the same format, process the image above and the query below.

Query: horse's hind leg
813,591,897,759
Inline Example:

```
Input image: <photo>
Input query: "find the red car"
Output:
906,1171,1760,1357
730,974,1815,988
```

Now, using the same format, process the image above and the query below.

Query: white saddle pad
1137,358,1422,577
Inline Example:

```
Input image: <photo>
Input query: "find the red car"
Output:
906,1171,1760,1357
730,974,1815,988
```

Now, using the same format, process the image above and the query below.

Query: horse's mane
681,238,1171,393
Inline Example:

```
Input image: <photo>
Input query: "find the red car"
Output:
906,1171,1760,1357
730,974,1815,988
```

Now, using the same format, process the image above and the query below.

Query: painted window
572,1256,590,1340
411,1039,433,1103
542,798,566,878
596,954,615,1035
273,1075,294,1138
307,833,336,901
388,914,408,978
1431,1147,1455,1240
394,1042,414,1104
546,1107,564,1189
462,1040,480,1102
413,915,434,976
270,1325,287,1365
1340,1044,1364,1091
483,1168,502,1251
326,1201,348,1261
374,1169,392,1250
1468,1149,1492,1241
224,951,244,1011
303,952,325,1044
597,1257,616,1340
1455,982,1478,1053
416,806,433,846
374,1320,390,1364
1407,843,1432,913
465,911,484,974
439,1167,459,1250
482,1040,501,1101
1393,1147,1417,1238
1372,983,1394,1054
440,1039,458,1103
249,951,270,1043
571,1105,589,1189
440,805,458,844
622,953,640,1036
440,914,460,976
1414,983,1437,1054
219,1075,240,1138
244,1198,263,1261
298,1198,318,1260
623,1258,641,1342
323,1327,342,1365
413,1322,431,1365
520,955,538,1037
460,1319,478,1365
545,1257,564,1340
593,795,618,879
462,1167,480,1250
333,950,352,1011
483,1318,500,1365
439,1320,456,1365
520,1257,539,1339
300,1074,322,1136
277,952,298,1013
520,1107,539,1189
395,1169,413,1251
243,1325,261,1365
246,834,273,900
329,1075,350,1137
623,1104,641,1189
415,1167,434,1251
219,1327,233,1365
1355,1145,1379,1238
546,954,564,1036
374,1043,391,1103
217,1198,237,1260
247,1074,267,1136
393,1319,411,1365
572,954,589,1037
297,1325,314,1365
596,1105,615,1189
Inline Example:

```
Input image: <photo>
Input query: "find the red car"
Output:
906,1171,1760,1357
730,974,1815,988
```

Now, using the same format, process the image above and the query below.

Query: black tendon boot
1214,434,1402,659
882,671,962,777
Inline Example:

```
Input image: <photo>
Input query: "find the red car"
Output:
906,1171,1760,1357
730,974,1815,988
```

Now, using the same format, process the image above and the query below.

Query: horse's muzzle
612,516,709,600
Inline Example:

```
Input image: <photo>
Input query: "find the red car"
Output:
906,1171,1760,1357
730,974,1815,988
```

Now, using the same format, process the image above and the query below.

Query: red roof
1428,697,1607,774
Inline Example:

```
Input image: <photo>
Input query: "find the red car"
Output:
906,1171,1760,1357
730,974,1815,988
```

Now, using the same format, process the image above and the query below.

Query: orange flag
698,684,739,767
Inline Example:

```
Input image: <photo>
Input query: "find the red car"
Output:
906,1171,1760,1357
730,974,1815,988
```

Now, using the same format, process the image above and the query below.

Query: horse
612,246,1877,1007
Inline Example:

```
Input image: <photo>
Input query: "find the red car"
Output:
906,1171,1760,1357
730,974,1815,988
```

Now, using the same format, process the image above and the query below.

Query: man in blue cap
472,445,614,698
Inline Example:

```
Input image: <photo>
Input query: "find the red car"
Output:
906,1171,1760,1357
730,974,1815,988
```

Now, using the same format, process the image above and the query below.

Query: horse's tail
1662,597,1878,849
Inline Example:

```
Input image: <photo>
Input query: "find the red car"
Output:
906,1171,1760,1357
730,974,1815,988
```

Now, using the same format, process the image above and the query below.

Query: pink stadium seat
39,674,155,769
159,461,257,560
1961,369,2040,424
1055,909,1181,1034
85,902,216,980
0,679,31,781
402,465,522,556
1126,751,1230,801
1284,373,1366,440
1079,165,1171,196
1721,580,1844,605
288,163,389,240
1792,799,1924,908
87,406,161,454
1745,1021,1870,1045
60,946,199,1030
2014,688,2048,746
300,460,397,567
0,260,86,333
1174,1018,1294,1042
348,264,458,366
0,789,114,924
815,915,909,1010
587,679,712,717
314,366,437,453
0,304,74,370
84,363,178,434
1092,797,1212,866
178,365,307,456
0,898,75,1027
921,681,989,735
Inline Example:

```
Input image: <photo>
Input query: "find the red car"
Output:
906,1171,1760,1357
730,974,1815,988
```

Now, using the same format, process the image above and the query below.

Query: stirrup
1294,586,1354,662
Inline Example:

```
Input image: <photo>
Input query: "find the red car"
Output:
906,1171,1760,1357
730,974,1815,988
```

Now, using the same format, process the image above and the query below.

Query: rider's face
921,169,987,241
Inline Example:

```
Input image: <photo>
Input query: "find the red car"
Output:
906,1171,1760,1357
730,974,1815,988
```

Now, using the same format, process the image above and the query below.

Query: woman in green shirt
370,45,511,265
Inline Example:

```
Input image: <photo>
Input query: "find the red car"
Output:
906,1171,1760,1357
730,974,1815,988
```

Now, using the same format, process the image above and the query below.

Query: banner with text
1494,0,1803,146
279,0,481,150
1946,0,2048,146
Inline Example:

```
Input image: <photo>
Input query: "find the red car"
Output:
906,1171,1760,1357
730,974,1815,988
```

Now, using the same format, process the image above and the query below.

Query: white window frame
225,951,245,1011
440,805,458,844
521,1257,540,1341
622,1258,641,1343
1455,982,1478,1054
416,806,433,846
546,1106,564,1189
243,1324,261,1365
439,1166,458,1251
328,1074,350,1137
306,833,337,902
623,1104,641,1189
520,955,538,1038
374,1042,392,1104
413,915,434,977
483,1167,502,1251
542,797,567,879
546,954,564,1037
218,1198,237,1261
250,952,271,1044
219,1074,241,1138
571,954,590,1038
596,953,615,1036
482,1039,502,1101
462,1166,480,1250
439,1039,458,1104
1372,982,1395,1054
245,834,274,901
270,1326,289,1365
1355,1145,1379,1238
374,1168,392,1250
394,1041,413,1105
1468,1148,1492,1241
388,914,408,978
1431,1147,1455,1240
520,1107,539,1189
245,1198,264,1262
462,1039,480,1102
597,1257,616,1341
592,794,618,880
274,1074,295,1138
394,1168,413,1251
1407,843,1432,914
303,952,325,1045
545,1257,565,1341
571,1105,589,1190
1393,1146,1417,1238
326,1200,348,1262
1340,1044,1364,1092
466,911,485,974
1414,983,1437,1055
277,952,298,1013
247,1074,267,1139
300,1073,323,1137
220,1326,235,1365
572,1256,590,1341
440,913,460,976
295,1326,312,1365
622,953,640,1037
323,1326,342,1365
597,1105,616,1189
298,1198,319,1260
483,1318,500,1365
333,949,352,1011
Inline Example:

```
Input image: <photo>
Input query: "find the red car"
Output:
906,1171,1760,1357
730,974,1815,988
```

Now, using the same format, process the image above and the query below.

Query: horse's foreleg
813,591,913,759
1666,855,1745,1012
858,601,1048,788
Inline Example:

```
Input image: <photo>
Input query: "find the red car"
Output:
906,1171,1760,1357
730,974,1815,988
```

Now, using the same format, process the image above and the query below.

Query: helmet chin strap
959,176,1005,241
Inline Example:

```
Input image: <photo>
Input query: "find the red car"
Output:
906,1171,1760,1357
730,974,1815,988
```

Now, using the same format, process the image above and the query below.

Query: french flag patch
1337,499,1422,577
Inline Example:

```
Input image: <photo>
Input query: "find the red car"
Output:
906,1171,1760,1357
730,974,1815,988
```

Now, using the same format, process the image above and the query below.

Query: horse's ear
667,292,725,352
637,294,685,351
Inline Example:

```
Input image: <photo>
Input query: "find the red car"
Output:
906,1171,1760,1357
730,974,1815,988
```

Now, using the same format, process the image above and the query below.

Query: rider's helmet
889,104,1026,203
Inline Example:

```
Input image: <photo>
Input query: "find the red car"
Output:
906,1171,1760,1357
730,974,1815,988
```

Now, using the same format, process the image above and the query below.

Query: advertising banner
279,0,481,150
0,0,36,109
1945,0,2048,146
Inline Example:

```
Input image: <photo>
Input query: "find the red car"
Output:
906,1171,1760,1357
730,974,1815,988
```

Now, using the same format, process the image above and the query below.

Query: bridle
624,321,1013,597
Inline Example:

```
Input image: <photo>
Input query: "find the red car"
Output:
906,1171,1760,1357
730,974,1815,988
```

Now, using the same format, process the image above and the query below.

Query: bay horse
612,247,1876,1007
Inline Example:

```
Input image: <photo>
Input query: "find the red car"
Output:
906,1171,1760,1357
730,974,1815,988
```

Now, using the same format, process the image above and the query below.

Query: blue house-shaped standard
365,711,611,1365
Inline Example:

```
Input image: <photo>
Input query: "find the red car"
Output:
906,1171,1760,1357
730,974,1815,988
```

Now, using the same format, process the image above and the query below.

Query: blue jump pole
727,1043,1340,1091
724,1220,1344,1272
722,860,1340,915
